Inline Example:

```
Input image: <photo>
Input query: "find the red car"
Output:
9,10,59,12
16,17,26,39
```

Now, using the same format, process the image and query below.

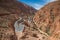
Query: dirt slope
0,0,37,40
33,0,60,40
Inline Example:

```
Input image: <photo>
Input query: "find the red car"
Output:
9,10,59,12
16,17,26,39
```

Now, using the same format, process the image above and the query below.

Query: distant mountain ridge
0,0,37,16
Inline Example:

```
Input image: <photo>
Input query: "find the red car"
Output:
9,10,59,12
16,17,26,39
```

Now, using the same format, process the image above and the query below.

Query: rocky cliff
33,0,60,40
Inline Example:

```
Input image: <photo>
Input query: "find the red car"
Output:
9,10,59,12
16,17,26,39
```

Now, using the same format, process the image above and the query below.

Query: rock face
33,0,60,40
0,0,37,40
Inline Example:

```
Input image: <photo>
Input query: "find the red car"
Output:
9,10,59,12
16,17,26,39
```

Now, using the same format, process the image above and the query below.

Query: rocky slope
19,20,48,40
0,0,37,40
0,0,36,16
33,0,60,40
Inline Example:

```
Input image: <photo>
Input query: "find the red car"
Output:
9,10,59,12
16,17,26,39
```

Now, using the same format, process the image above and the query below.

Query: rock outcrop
33,0,60,40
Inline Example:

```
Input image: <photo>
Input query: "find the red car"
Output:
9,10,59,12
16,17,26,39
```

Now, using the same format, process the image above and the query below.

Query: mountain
0,0,37,16
0,0,37,40
33,0,60,40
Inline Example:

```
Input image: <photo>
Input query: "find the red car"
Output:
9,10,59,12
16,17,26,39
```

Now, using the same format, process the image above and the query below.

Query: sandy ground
16,31,23,40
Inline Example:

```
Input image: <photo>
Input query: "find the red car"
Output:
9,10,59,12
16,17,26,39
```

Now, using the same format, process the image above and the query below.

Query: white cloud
33,3,44,10
43,0,56,2
49,0,56,2
32,0,56,10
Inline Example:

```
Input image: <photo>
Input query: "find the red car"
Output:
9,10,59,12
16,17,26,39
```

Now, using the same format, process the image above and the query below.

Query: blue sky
17,0,55,10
